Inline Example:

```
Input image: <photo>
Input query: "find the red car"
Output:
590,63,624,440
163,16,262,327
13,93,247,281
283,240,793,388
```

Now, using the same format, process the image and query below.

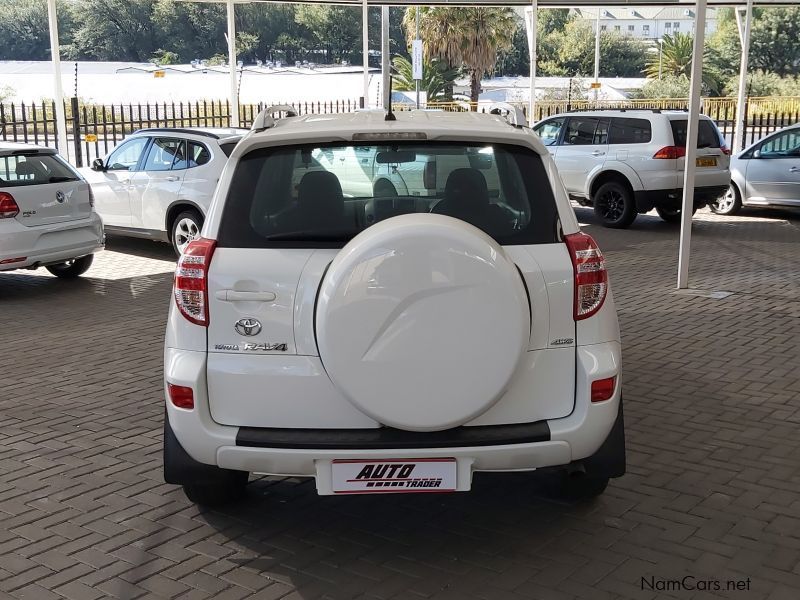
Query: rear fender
589,163,643,196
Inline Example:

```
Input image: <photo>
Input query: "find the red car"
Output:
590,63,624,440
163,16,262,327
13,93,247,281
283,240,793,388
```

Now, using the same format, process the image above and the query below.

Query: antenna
385,73,396,121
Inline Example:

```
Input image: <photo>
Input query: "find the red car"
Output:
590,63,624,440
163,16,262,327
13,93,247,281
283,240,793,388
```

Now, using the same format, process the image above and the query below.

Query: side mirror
91,158,105,171
752,149,761,159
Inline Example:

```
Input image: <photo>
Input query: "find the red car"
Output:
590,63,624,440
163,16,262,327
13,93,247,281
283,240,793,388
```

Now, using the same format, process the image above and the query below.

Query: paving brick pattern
1,208,799,600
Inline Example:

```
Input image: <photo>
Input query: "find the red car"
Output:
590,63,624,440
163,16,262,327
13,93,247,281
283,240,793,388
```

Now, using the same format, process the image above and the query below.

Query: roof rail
488,103,528,128
251,105,298,132
565,107,681,114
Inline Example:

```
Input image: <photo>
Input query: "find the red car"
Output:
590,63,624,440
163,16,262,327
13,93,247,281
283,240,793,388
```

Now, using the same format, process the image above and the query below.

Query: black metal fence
1,96,797,167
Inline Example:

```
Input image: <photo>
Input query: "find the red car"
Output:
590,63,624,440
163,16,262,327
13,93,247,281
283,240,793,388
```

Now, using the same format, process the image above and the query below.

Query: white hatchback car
163,109,625,506
82,127,244,254
1,143,103,278
533,110,731,228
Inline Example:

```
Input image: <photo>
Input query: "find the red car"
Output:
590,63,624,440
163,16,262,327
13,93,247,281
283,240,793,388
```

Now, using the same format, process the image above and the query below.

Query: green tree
633,75,691,99
391,55,457,101
150,0,225,62
149,49,179,65
404,7,517,106
69,0,159,61
0,0,75,60
295,5,362,64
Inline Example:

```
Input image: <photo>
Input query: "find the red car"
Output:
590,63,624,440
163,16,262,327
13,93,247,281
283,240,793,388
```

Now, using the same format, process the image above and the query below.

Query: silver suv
533,110,731,228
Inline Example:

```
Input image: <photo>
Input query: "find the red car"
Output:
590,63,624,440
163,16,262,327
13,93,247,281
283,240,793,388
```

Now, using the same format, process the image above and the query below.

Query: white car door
746,129,800,205
130,137,186,231
555,116,609,196
88,136,150,227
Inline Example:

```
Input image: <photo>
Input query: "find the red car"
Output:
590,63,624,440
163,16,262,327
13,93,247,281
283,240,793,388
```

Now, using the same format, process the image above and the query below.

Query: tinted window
106,137,149,171
219,141,238,157
759,130,800,158
144,138,183,171
0,153,79,187
670,119,721,149
188,142,211,166
563,117,605,146
218,142,559,248
533,117,565,146
609,118,652,144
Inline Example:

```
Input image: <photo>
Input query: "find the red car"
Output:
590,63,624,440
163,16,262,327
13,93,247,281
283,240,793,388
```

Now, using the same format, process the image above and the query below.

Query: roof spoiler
488,103,528,128
251,105,298,132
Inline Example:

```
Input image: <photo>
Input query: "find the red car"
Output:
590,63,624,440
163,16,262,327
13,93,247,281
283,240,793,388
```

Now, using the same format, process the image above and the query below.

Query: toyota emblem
234,317,262,336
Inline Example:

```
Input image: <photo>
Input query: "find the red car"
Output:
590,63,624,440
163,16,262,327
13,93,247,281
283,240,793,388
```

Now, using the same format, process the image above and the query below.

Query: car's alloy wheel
709,184,742,216
172,211,202,255
592,181,636,229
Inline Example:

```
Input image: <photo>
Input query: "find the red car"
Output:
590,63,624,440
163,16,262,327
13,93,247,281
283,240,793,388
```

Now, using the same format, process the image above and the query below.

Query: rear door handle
215,290,276,302
790,167,799,173
592,151,606,157
166,175,179,181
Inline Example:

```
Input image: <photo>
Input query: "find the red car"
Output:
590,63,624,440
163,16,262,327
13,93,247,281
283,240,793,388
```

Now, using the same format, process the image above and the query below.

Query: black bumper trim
236,421,551,450
635,185,728,212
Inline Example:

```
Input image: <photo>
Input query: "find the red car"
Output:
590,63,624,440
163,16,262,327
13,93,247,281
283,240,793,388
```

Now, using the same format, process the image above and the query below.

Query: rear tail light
591,377,616,402
564,232,608,320
720,145,731,156
653,146,686,159
173,238,216,326
423,161,437,190
0,192,20,218
88,185,95,208
167,383,194,409
0,257,27,265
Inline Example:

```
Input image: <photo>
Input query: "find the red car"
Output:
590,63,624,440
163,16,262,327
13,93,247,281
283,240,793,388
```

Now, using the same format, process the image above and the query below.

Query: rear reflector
653,146,686,159
0,192,20,219
174,237,216,326
0,257,27,265
591,377,616,402
167,384,194,409
564,232,608,320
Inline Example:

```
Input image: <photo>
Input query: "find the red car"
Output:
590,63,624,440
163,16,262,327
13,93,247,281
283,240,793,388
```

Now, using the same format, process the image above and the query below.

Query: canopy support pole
594,7,601,104
47,0,68,159
734,0,753,151
226,0,239,126
363,0,369,106
527,0,537,123
676,0,707,290
381,5,390,108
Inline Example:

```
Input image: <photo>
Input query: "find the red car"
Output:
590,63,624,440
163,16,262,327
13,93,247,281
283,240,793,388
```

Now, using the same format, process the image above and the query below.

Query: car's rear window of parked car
218,142,559,248
670,119,722,149
0,153,80,187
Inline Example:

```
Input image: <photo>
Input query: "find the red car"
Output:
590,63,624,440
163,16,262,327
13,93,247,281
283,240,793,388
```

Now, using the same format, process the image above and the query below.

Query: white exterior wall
589,16,717,41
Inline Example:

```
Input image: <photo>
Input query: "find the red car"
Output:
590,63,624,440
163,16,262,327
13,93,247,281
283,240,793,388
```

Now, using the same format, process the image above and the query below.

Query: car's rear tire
655,205,697,224
592,181,636,229
45,254,94,278
709,184,742,215
171,209,203,256
183,471,248,507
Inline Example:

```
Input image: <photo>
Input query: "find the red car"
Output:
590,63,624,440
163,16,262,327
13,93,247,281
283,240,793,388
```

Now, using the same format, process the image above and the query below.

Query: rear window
609,118,652,144
670,119,721,149
0,153,80,187
217,142,559,248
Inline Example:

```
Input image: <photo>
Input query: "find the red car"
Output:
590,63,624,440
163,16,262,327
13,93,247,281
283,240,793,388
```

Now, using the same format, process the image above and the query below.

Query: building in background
572,7,718,41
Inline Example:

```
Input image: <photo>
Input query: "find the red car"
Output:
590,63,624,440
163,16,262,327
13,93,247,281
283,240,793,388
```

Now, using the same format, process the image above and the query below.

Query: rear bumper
0,213,104,271
634,185,729,212
163,341,623,493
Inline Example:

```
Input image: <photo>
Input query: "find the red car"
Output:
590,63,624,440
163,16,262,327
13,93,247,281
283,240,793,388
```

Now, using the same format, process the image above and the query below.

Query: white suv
82,127,244,254
163,108,625,506
1,143,103,278
533,110,731,228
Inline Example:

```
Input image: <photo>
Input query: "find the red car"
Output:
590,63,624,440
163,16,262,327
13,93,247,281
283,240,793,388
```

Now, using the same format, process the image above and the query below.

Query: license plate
696,157,717,167
331,458,457,494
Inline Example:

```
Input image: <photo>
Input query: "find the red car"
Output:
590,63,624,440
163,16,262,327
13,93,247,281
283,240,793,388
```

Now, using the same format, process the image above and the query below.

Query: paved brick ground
1,207,799,600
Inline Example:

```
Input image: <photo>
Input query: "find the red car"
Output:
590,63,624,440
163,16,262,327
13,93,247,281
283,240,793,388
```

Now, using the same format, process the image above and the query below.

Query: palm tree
391,56,458,101
645,32,723,95
403,7,517,107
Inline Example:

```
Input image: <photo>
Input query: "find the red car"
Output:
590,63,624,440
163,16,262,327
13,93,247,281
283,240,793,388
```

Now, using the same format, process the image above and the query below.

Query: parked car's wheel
558,472,609,501
592,181,636,229
655,205,697,224
171,210,203,256
373,179,398,197
709,184,742,215
45,255,94,278
183,470,248,507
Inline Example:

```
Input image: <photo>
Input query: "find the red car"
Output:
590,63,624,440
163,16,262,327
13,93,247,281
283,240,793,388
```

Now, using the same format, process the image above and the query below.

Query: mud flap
163,412,241,485
582,399,626,479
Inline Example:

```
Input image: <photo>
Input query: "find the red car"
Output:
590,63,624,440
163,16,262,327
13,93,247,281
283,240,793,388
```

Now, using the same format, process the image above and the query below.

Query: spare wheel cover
315,214,530,432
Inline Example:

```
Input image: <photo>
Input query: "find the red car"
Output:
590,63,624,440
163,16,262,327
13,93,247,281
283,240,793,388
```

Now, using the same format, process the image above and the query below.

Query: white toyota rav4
163,108,625,506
